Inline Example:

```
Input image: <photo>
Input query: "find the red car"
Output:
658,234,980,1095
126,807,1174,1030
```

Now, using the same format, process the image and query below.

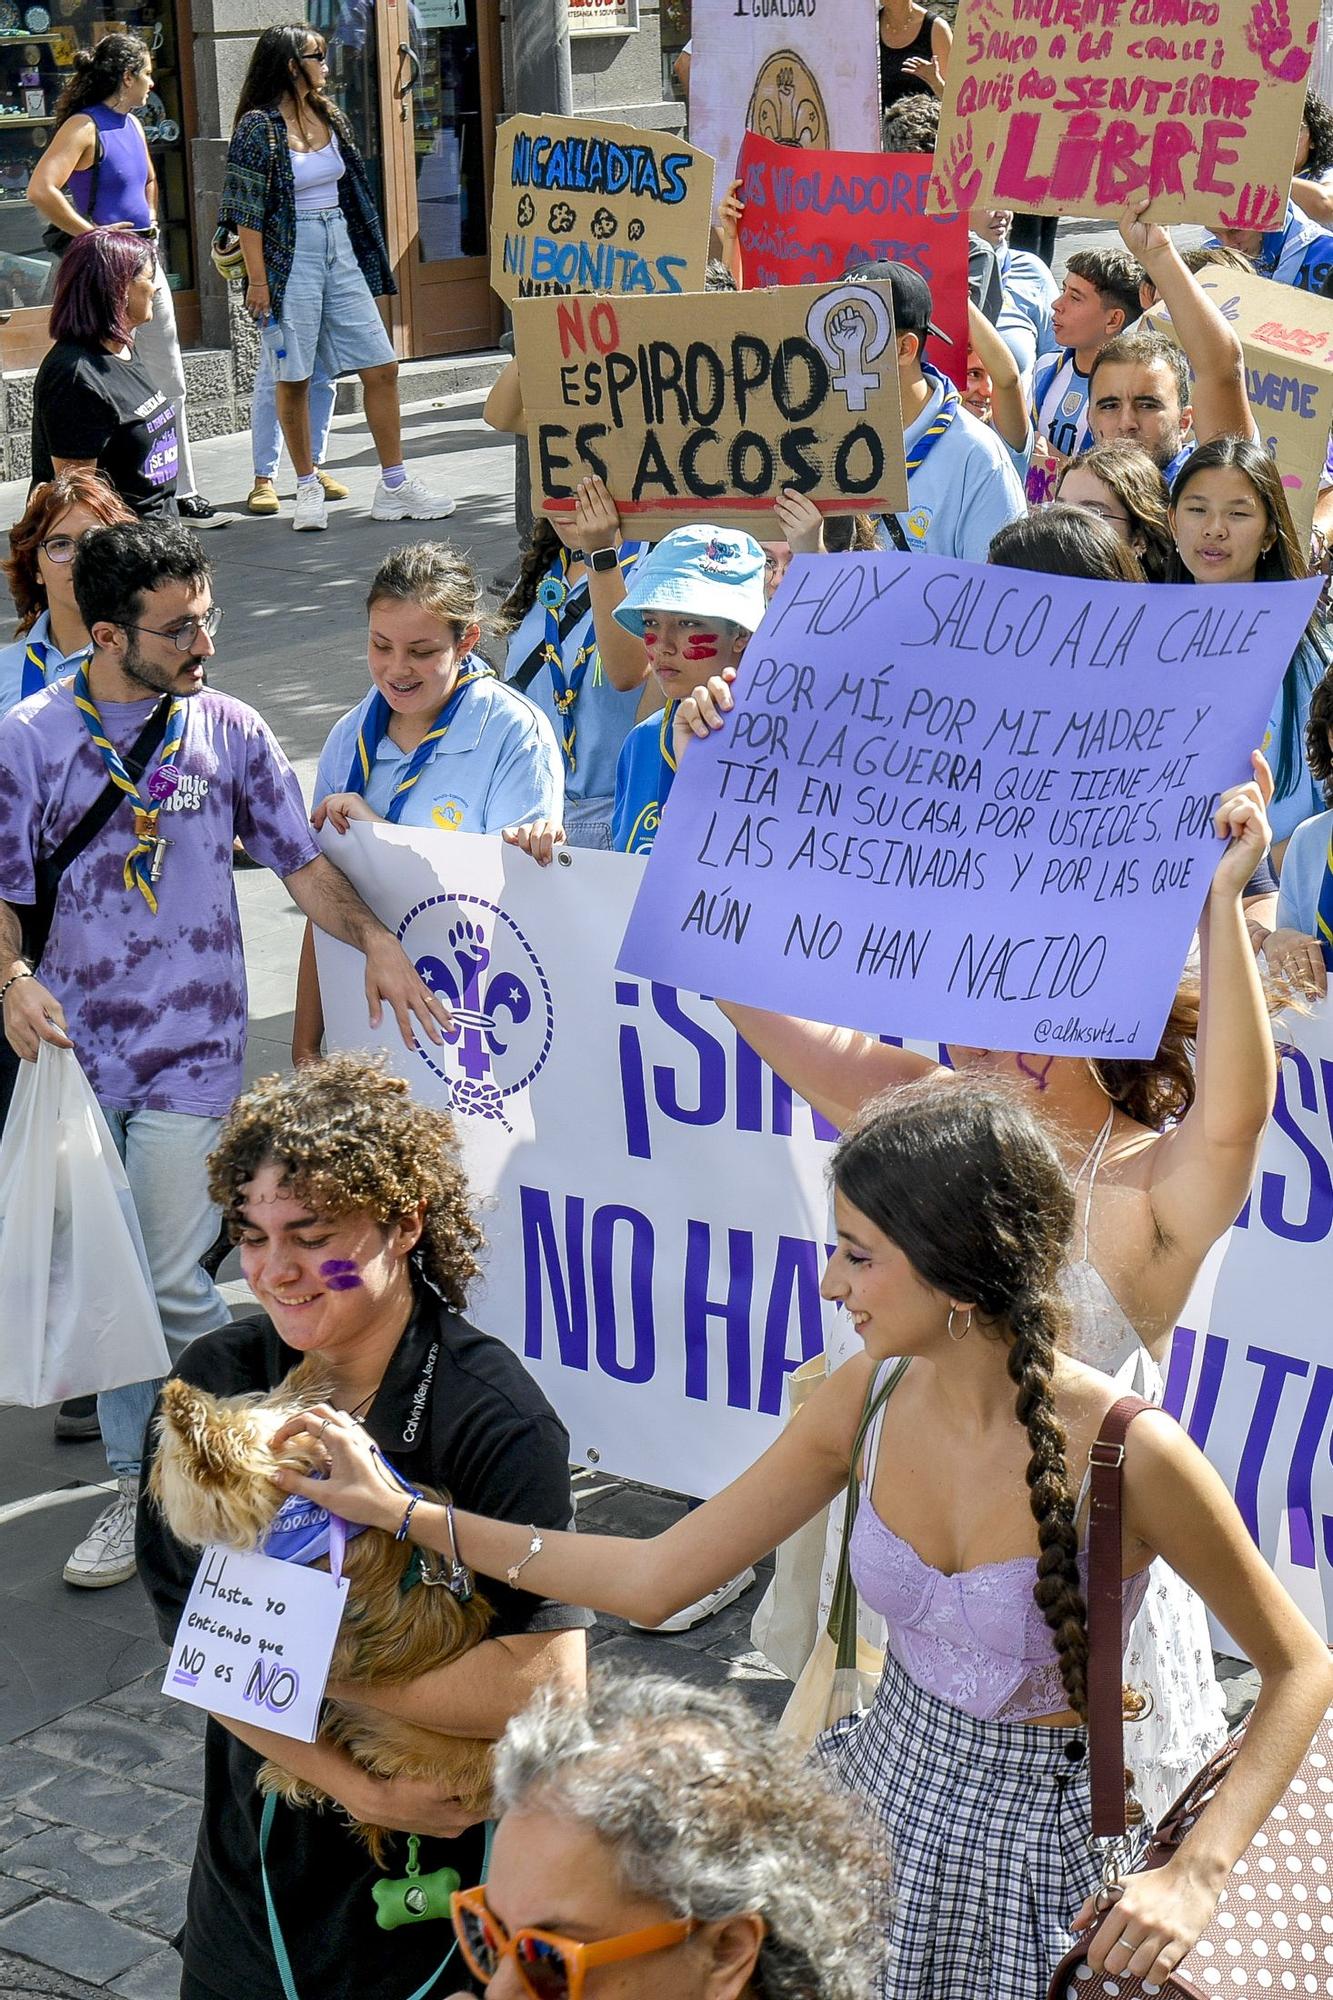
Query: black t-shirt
135,1283,593,2000
31,339,179,515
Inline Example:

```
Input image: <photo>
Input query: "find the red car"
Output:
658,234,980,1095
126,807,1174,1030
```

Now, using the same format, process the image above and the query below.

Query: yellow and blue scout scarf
23,629,92,699
72,662,185,914
343,662,490,824
1316,825,1333,971
624,700,678,853
905,363,959,474
538,544,644,776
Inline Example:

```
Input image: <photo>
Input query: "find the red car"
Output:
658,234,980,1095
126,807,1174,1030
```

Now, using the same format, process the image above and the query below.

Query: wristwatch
584,545,620,573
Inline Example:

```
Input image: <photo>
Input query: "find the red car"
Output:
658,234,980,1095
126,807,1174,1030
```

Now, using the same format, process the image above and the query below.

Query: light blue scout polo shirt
1277,807,1333,934
504,584,644,804
0,608,92,717
314,664,564,831
612,705,675,855
881,373,1027,562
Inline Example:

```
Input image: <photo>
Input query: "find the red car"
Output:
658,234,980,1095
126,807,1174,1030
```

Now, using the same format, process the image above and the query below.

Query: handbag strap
828,1358,909,1667
1086,1392,1157,1837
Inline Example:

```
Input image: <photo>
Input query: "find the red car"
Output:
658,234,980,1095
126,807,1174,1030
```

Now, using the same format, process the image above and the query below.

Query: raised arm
1291,177,1333,228
552,476,650,692
484,355,525,436
967,298,1030,454
1144,755,1277,1263
272,1358,873,1628
1120,199,1250,446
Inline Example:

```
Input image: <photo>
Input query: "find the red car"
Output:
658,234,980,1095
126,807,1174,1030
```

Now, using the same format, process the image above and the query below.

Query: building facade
0,0,685,468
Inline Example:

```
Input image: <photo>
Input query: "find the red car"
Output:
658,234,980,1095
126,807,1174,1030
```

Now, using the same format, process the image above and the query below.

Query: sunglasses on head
450,1884,698,2000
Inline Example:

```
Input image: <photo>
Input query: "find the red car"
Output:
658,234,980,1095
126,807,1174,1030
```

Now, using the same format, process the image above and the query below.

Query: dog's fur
149,1359,493,1861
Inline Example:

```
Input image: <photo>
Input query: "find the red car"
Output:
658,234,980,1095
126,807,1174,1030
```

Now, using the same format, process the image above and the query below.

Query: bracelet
0,968,32,1007
440,1499,474,1603
505,1525,544,1587
394,1490,423,1543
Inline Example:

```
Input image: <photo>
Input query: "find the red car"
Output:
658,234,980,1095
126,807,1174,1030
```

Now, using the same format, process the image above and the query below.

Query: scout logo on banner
689,0,881,202
618,551,1319,1058
490,113,713,305
929,0,1319,227
1167,1004,1333,1647
513,280,909,540
1148,262,1333,556
736,133,969,393
313,825,844,1497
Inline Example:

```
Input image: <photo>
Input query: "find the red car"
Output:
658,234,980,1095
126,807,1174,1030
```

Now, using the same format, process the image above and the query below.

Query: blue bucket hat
612,525,767,639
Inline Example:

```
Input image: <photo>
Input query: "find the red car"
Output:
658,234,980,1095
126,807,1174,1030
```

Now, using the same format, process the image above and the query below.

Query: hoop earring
947,1306,972,1342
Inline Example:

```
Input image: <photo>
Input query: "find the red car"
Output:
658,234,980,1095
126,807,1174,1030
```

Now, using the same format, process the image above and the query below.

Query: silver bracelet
505,1525,544,1588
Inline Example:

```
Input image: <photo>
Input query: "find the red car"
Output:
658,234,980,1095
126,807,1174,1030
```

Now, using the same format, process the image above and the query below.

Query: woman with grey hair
448,1670,883,2000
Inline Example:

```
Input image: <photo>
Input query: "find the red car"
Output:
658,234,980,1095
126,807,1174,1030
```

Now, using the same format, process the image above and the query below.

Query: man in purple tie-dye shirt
0,519,452,1588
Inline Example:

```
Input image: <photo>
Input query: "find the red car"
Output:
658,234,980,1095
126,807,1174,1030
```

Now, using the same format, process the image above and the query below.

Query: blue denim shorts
268,207,395,382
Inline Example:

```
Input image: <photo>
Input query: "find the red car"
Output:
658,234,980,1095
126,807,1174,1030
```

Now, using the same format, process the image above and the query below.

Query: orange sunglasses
450,1884,699,2000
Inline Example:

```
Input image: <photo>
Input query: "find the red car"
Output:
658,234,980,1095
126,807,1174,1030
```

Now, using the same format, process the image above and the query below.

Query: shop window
0,2,191,311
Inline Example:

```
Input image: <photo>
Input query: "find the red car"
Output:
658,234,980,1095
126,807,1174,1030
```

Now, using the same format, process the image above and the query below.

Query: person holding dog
135,1053,590,2000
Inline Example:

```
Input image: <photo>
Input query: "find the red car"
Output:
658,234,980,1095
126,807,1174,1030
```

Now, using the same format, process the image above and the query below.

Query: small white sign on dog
163,1544,349,1742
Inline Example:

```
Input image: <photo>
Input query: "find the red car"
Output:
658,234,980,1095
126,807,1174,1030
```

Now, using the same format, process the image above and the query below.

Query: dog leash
259,1796,495,2000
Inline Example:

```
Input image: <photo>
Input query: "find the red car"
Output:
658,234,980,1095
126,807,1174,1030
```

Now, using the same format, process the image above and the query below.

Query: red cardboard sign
735,133,970,393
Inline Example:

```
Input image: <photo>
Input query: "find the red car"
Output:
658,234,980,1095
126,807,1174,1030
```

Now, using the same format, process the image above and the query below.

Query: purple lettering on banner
519,1185,589,1369
758,1236,827,1415
1184,1331,1231,1452
683,1221,755,1410
651,986,728,1126
615,979,652,1161
592,1204,655,1385
1260,1044,1333,1242
1236,1345,1312,1542
1287,1365,1333,1569
619,554,1320,1057
1162,1324,1196,1422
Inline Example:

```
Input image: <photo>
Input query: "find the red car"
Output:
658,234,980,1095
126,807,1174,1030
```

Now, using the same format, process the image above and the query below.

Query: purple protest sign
617,552,1320,1058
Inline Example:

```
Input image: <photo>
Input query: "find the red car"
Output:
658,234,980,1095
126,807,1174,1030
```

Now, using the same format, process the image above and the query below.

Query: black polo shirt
136,1281,593,2000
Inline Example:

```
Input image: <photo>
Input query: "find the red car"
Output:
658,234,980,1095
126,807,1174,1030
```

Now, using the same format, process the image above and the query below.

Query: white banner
314,826,844,1495
1166,1004,1333,1647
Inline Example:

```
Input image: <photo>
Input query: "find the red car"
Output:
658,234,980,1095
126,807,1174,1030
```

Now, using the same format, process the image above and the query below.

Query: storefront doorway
321,0,501,360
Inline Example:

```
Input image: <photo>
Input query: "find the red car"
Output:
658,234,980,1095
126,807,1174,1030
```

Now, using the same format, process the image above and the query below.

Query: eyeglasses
1070,503,1131,529
451,1886,698,2000
299,47,328,63
39,533,91,564
121,606,225,652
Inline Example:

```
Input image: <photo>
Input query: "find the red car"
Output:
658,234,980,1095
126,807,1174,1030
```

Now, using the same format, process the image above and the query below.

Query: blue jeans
252,344,337,480
95,1106,229,1480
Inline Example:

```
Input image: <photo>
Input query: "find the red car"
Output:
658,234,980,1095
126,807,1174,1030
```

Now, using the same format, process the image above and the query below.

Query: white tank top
292,132,344,212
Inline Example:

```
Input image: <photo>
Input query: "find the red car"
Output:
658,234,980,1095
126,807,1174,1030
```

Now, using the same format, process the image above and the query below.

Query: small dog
149,1359,493,1861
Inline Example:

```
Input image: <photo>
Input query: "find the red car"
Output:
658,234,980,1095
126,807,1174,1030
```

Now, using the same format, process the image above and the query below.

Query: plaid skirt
816,1651,1143,2000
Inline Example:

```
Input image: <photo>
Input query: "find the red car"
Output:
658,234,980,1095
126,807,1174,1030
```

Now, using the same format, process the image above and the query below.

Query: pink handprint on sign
1218,182,1283,231
1245,0,1315,84
938,123,986,213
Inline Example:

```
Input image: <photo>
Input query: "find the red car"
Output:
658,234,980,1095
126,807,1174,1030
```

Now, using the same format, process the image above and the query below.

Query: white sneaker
293,481,328,531
371,474,457,522
63,1477,139,1589
629,1568,757,1634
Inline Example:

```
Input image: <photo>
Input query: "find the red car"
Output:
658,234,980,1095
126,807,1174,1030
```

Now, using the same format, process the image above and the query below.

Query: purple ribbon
261,1449,418,1580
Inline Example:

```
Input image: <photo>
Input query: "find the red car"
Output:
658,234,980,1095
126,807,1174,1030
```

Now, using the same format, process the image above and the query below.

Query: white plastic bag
0,1043,170,1405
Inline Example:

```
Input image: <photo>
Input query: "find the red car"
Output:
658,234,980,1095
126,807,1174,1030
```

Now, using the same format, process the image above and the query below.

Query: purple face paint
320,1258,364,1291
1015,1054,1055,1092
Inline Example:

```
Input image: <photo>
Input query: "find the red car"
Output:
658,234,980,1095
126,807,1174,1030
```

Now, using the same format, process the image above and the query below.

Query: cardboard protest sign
514,280,909,540
736,133,970,392
1146,262,1333,555
618,551,1319,1056
689,0,881,204
929,0,1320,229
490,114,713,305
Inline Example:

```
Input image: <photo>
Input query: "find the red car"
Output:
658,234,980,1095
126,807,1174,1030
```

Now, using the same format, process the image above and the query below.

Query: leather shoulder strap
1087,1392,1156,1836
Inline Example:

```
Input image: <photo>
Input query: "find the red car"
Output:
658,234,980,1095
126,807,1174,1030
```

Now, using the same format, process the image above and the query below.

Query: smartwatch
585,545,620,573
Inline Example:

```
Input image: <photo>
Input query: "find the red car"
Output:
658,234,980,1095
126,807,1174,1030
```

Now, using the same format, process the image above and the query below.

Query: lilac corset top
850,1372,1152,1724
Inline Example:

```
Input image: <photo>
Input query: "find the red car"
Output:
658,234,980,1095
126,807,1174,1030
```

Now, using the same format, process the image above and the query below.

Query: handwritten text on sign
618,554,1316,1057
162,1545,348,1743
514,281,909,541
929,0,1319,229
490,113,712,307
736,134,970,395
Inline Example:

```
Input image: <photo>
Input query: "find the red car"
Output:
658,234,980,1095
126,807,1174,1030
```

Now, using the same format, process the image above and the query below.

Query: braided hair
831,1073,1089,1717
496,517,563,634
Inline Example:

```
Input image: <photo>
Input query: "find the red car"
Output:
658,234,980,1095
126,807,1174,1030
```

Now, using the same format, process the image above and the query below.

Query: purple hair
50,228,154,346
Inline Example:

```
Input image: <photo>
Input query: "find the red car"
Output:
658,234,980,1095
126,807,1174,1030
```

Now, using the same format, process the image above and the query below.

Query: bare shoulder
791,1350,880,1462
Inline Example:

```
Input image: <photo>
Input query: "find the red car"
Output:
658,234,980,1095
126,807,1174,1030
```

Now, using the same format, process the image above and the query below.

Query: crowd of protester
3,10,1333,2000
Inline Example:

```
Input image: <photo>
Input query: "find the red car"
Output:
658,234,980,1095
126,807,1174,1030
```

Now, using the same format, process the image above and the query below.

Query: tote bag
0,1043,170,1404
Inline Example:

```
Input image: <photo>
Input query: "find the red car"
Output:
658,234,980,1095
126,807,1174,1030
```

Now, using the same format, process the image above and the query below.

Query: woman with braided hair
276,1067,1331,1997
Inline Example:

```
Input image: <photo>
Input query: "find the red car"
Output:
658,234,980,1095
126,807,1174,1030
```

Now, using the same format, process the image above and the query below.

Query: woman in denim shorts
220,24,454,532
